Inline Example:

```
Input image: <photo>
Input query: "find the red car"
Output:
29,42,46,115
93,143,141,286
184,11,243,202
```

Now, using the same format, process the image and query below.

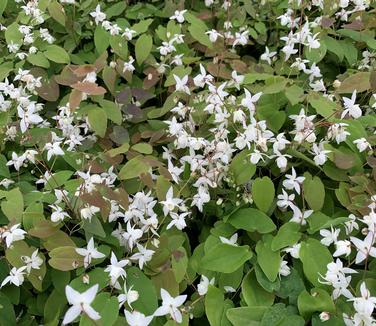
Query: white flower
206,29,222,43
341,90,362,119
230,70,244,90
327,123,350,144
348,282,376,317
282,167,305,194
80,205,100,221
260,46,277,65
306,33,320,50
279,260,291,277
241,89,262,114
173,74,190,95
167,212,189,230
197,275,215,296
319,312,330,322
90,5,106,25
21,249,43,273
160,187,183,216
122,222,143,250
123,56,135,73
311,142,331,166
290,206,313,225
130,244,155,269
277,190,295,210
1,266,27,287
333,240,351,257
75,237,105,268
193,64,213,88
353,138,371,152
1,224,27,248
17,105,43,133
49,205,70,222
284,243,301,259
192,186,210,212
350,232,376,264
63,284,100,324
6,152,25,171
104,252,129,288
154,288,187,323
0,178,14,189
250,149,268,165
122,28,136,40
125,310,153,326
320,227,340,246
219,233,238,246
170,10,187,23
118,282,139,308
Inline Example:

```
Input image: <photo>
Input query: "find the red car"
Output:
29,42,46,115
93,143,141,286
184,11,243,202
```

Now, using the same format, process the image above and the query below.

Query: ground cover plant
0,0,376,325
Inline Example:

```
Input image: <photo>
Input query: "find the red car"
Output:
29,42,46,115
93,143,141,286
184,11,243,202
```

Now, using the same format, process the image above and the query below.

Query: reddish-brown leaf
71,81,107,95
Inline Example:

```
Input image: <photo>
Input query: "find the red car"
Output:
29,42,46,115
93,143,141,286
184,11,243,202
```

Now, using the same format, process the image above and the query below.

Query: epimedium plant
0,0,376,325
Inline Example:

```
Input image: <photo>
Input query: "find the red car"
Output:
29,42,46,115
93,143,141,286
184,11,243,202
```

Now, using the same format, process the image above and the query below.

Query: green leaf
205,285,224,326
229,150,256,185
94,26,110,55
256,235,281,282
261,304,305,326
1,188,24,222
83,216,106,238
171,247,188,283
227,208,276,234
337,72,371,94
44,45,70,64
131,143,153,155
297,288,335,318
135,34,153,65
88,107,107,138
0,0,7,16
0,292,16,326
285,85,305,105
242,271,274,307
322,36,344,61
27,52,50,68
44,289,66,323
305,42,327,63
186,13,212,48
48,1,66,26
307,212,349,234
51,269,70,295
107,143,130,157
252,177,275,213
80,293,118,326
132,19,154,35
227,307,268,326
22,202,44,231
110,35,128,60
48,246,83,271
97,100,122,125
126,267,158,315
276,268,306,304
118,155,150,180
303,173,325,211
263,76,288,94
201,243,252,273
0,155,10,178
70,268,108,292
271,223,301,251
308,92,337,119
299,239,332,287
44,170,73,190
5,23,23,45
